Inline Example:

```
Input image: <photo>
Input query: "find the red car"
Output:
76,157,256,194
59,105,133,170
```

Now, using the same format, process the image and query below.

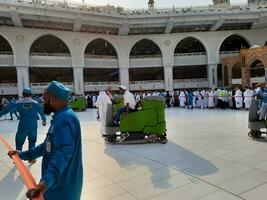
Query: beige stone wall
221,46,267,87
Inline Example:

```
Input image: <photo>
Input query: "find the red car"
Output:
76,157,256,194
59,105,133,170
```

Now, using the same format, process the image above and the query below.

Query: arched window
130,39,161,58
84,38,117,58
174,37,206,54
0,35,13,54
250,60,265,78
220,34,250,52
30,35,70,55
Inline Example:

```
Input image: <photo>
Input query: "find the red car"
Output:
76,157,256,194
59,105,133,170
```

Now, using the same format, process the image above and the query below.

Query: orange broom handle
0,134,44,200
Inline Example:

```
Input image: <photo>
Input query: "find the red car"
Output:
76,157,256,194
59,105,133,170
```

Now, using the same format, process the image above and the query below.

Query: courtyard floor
1,108,267,200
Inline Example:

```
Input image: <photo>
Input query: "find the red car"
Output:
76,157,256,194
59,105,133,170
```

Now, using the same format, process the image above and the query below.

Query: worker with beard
8,81,83,200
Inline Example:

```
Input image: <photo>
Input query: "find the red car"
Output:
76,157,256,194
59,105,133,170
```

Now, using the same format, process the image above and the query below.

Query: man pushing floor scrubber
100,85,167,144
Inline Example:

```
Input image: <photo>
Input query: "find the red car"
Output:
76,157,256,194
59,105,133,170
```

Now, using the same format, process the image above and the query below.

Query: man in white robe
92,95,97,108
244,87,254,110
214,89,219,107
228,90,233,108
179,90,186,108
234,88,243,109
96,91,112,136
136,93,141,101
200,89,206,109
204,90,209,108
195,90,202,108
142,92,146,99
193,90,198,108
208,89,215,108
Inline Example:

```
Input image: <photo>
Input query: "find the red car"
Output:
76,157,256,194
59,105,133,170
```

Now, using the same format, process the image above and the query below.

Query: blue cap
23,88,32,95
47,81,70,101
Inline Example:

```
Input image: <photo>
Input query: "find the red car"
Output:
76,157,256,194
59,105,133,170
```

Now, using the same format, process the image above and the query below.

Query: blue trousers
114,106,127,123
10,111,19,120
15,128,37,151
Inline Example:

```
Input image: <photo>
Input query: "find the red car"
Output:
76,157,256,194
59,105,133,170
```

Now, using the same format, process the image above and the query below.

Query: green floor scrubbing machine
70,96,87,111
105,96,167,144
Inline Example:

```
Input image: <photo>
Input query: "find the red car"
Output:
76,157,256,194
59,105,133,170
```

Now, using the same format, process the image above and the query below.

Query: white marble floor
0,108,267,200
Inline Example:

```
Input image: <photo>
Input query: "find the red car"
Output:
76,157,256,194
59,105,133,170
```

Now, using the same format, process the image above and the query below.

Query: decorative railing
130,54,162,59
173,78,207,83
30,55,72,67
174,52,206,56
0,51,13,55
130,57,162,68
84,82,119,85
10,0,267,16
130,80,164,84
84,55,118,59
219,50,240,55
0,55,13,66
0,0,267,17
30,52,71,57
31,82,73,87
0,83,17,87
84,58,119,68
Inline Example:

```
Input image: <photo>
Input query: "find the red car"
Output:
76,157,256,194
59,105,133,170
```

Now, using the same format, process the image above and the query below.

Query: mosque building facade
0,0,266,96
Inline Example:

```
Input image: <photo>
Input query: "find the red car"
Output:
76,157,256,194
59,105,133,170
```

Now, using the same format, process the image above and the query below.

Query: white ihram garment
235,89,243,108
179,91,186,107
96,91,112,135
208,91,214,108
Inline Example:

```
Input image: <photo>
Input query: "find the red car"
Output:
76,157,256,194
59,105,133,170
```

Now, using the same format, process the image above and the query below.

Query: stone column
222,65,225,87
119,68,129,88
118,48,130,89
242,66,250,87
207,64,218,89
16,66,29,97
164,66,173,91
228,66,232,86
73,67,84,95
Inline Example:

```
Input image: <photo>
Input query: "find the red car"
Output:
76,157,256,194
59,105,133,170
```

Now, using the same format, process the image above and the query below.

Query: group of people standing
131,86,259,110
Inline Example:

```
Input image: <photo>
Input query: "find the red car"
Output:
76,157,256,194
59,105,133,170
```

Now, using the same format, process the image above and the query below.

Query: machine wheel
147,134,158,143
160,138,168,144
105,134,116,143
248,131,252,137
160,133,168,144
249,130,262,139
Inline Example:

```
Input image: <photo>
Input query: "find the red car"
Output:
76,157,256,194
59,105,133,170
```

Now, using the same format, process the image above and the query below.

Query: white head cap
118,85,127,90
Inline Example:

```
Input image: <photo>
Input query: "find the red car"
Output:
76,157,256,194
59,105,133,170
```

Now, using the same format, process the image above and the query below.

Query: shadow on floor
104,141,218,190
0,166,26,200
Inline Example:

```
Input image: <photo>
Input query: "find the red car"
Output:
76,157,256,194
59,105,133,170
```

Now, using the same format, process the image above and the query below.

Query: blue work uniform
9,99,20,120
187,92,194,107
20,106,83,200
258,88,267,104
258,88,267,120
0,98,46,151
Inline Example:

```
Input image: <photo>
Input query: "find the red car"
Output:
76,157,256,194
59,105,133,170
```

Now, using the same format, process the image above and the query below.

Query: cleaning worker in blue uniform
258,83,267,121
8,81,83,200
9,97,20,120
0,89,46,161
